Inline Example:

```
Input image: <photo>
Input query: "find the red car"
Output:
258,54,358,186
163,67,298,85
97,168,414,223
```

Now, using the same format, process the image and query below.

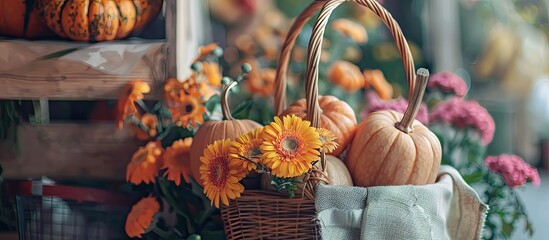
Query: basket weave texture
221,0,417,239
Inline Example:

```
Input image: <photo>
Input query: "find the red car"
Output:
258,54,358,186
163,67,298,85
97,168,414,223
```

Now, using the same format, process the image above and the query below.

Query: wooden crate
0,0,209,181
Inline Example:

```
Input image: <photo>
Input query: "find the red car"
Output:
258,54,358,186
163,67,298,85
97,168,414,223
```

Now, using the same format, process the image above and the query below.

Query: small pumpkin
0,0,54,38
346,69,442,187
37,0,162,42
190,80,262,186
327,60,364,92
280,95,357,156
320,155,353,186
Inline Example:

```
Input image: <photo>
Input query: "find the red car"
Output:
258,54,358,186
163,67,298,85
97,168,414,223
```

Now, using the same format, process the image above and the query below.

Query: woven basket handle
274,0,417,120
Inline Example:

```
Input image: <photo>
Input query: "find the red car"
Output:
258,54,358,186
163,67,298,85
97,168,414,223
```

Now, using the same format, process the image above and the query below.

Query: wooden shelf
0,40,166,100
0,123,141,180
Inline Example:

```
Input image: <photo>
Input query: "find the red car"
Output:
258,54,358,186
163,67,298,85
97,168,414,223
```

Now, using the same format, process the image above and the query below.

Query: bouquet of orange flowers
116,43,336,239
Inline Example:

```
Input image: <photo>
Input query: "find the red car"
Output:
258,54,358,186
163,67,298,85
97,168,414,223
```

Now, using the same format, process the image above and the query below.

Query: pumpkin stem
221,81,237,120
395,68,429,133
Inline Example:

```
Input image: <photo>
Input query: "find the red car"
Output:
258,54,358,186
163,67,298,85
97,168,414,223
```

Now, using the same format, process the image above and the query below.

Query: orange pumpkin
37,0,162,42
280,95,357,156
327,60,364,92
346,69,441,187
190,80,262,186
0,0,54,38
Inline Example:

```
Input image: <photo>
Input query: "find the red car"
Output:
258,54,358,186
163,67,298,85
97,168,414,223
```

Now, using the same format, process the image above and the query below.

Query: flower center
209,156,229,188
185,103,194,113
281,136,300,157
247,146,262,158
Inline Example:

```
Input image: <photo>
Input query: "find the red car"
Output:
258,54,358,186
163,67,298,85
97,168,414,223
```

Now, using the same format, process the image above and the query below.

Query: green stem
137,99,151,113
152,226,173,239
158,179,196,233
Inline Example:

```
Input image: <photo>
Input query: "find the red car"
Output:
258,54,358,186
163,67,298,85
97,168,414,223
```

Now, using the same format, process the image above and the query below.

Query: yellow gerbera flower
200,139,247,208
162,138,193,185
230,128,264,171
261,115,322,178
317,128,339,154
125,196,159,238
126,141,163,185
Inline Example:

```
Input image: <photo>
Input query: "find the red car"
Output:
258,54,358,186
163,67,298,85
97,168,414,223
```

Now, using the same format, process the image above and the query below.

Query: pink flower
361,91,429,124
428,71,468,97
485,154,540,188
429,97,495,145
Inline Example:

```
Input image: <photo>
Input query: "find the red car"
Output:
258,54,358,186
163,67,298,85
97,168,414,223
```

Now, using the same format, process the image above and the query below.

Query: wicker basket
221,0,418,239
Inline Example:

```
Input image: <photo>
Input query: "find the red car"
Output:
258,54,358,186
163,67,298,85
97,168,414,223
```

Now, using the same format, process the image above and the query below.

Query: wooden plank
0,123,142,180
0,41,166,100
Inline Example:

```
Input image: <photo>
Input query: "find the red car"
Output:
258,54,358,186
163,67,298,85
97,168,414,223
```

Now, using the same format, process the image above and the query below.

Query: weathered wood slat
0,42,166,100
0,123,142,180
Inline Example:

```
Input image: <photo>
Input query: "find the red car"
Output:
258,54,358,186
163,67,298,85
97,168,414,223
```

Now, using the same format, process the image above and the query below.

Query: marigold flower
125,196,160,238
116,80,150,128
428,71,468,97
162,138,193,185
261,115,322,178
230,128,264,171
332,18,368,43
129,113,158,141
429,97,495,145
126,141,163,185
247,67,276,96
363,69,393,100
200,139,247,208
362,91,429,124
485,154,540,188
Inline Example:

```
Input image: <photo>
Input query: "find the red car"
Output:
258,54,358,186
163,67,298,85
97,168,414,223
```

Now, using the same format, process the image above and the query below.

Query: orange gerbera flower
317,128,338,154
332,19,368,43
194,43,220,61
261,115,322,178
129,113,158,141
230,128,264,171
162,138,193,185
247,68,276,96
363,69,393,100
202,62,222,87
164,78,186,103
327,61,365,92
168,89,207,128
200,139,247,208
116,80,151,129
125,196,160,238
126,141,163,185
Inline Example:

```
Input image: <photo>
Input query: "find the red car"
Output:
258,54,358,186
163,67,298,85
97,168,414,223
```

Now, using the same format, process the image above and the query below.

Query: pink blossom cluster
428,71,468,97
429,97,495,145
361,91,429,124
485,154,540,188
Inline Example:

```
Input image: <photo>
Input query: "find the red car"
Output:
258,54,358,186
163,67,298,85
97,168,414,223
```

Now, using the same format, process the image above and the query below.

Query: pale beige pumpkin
346,69,441,187
319,155,353,186
280,95,357,156
190,81,262,186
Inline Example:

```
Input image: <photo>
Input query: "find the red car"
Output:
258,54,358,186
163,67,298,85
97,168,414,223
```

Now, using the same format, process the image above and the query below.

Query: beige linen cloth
315,165,488,240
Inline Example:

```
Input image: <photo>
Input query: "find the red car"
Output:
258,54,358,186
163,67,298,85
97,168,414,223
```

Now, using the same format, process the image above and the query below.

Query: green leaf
231,99,253,119
501,222,514,237
463,172,484,184
37,48,82,60
205,95,221,113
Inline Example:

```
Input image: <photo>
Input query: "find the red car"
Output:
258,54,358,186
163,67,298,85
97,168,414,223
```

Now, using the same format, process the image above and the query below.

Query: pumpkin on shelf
36,0,163,42
0,0,54,38
280,95,357,156
346,69,442,187
190,77,262,186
